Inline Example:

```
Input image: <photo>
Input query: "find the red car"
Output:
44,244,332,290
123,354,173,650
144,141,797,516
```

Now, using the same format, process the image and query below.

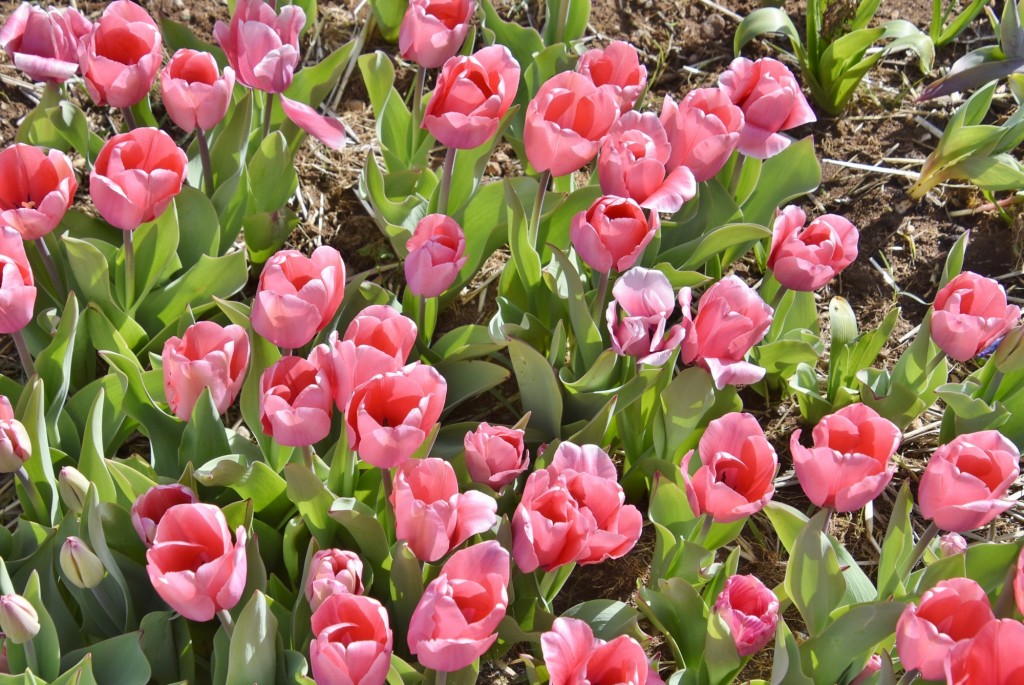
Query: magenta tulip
0,226,36,334
399,0,476,69
575,41,647,114
404,214,467,297
160,49,235,133
660,88,744,182
542,617,654,685
768,205,859,292
310,592,393,685
0,3,91,83
78,0,161,108
931,272,1021,362
0,143,77,241
131,484,199,547
306,549,364,611
945,618,1024,685
463,422,528,490
571,195,659,273
714,574,779,656
0,395,30,474
162,321,250,422
259,356,334,447
606,267,685,366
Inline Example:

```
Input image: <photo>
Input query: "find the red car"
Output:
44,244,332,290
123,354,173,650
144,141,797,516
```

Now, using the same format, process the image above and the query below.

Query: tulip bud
939,533,968,558
0,594,39,644
60,537,105,589
58,466,90,514
993,325,1024,373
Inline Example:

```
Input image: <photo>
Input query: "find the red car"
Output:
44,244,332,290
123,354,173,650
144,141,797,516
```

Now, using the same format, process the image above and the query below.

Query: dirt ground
0,0,1020,682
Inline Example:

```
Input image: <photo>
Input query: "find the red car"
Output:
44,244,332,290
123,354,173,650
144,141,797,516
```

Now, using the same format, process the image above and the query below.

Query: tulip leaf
135,251,248,333
638,579,705,669
705,610,743,685
785,509,846,637
542,0,591,44
80,487,133,631
226,591,277,685
741,137,821,227
876,482,915,599
77,387,119,506
60,631,150,685
139,612,195,685
15,378,58,525
734,7,804,55
436,360,511,414
799,602,905,685
770,619,814,685
125,206,182,314
286,464,339,550
179,388,233,469
369,0,406,41
286,38,354,110
194,457,291,521
508,337,563,439
160,17,227,68
562,600,641,641
327,497,391,571
50,657,99,685
915,541,1020,596
63,236,118,321
210,90,253,186
248,132,299,215
34,291,79,422
481,0,545,84
655,366,715,462
389,541,423,651
174,187,221,268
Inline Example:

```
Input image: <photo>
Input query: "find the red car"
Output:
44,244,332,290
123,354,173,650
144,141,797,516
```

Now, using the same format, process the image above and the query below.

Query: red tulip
407,541,509,672
422,45,519,150
398,0,475,69
791,403,901,512
768,205,859,292
305,549,364,611
945,618,1024,685
310,592,393,685
0,226,36,335
606,267,685,367
660,88,743,182
89,128,188,231
524,71,619,177
931,272,1021,362
251,247,346,350
0,395,30,474
78,0,161,108
214,0,303,94
714,574,779,656
0,2,91,83
542,617,654,685
463,422,528,490
404,214,467,297
131,484,198,547
162,321,250,422
575,41,647,114
0,143,77,241
918,430,1019,532
146,503,247,622
571,196,658,273
896,577,994,680
160,49,235,133
682,412,778,523
679,276,773,388
259,355,334,447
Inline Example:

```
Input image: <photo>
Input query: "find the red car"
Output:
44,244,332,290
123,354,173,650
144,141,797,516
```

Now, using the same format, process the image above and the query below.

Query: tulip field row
0,0,1021,684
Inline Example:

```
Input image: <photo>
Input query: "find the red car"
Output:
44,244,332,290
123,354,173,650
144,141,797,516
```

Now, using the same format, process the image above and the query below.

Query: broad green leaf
799,602,906,685
226,591,277,685
734,7,803,55
784,509,845,636
60,632,150,685
508,338,563,439
435,360,510,413
877,482,915,598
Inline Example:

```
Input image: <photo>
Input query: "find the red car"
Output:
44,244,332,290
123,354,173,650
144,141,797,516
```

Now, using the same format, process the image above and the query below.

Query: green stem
529,170,552,250
417,295,429,346
693,514,714,546
983,369,1005,405
554,0,572,43
263,92,275,139
302,444,315,472
381,468,396,545
411,65,427,157
435,670,447,685
924,348,946,377
34,237,64,301
821,507,835,535
591,269,611,322
437,147,456,215
23,639,38,675
217,609,234,638
728,155,745,196
196,128,215,195
120,106,136,130
768,280,787,312
12,331,35,378
123,229,136,311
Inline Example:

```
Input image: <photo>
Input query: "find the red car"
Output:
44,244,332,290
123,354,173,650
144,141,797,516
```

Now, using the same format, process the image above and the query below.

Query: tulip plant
0,1,1021,685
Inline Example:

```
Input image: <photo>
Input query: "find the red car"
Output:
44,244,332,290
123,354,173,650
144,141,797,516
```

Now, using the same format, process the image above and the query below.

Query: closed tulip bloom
306,549,364,611
660,88,744,182
768,206,859,292
259,355,333,447
162,321,250,421
571,196,658,274
57,466,89,514
524,71,619,177
463,422,528,490
512,468,591,573
606,267,685,367
0,226,36,335
790,403,901,512
399,0,475,69
0,395,30,474
918,430,1020,532
404,214,467,298
939,533,968,558
90,128,188,232
310,593,393,685
896,577,994,680
682,412,778,524
391,458,497,562
309,331,402,414
714,574,779,657
251,247,346,349
542,617,653,685
423,45,520,150
850,655,882,685
931,272,1021,362
597,112,696,214
160,49,236,133
214,0,304,93
60,537,105,589
346,363,447,469
0,3,91,83
679,276,773,388
945,618,1024,685
344,306,417,364
78,0,161,108
131,483,199,547
146,503,247,622
718,57,816,159
0,594,38,644
0,143,77,241
575,41,647,114
408,541,509,672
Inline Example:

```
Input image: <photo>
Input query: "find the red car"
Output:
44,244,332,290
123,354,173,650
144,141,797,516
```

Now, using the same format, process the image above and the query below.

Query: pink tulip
0,226,36,334
1016,545,1024,618
408,540,509,672
310,592,393,685
850,655,882,685
790,403,901,512
162,321,250,422
571,196,659,273
346,363,446,469
423,45,519,150
660,88,744,182
945,618,1024,685
575,41,647,114
146,503,247,622
0,3,91,83
0,395,30,474
931,272,1021,362
512,468,591,573
391,457,497,562
131,483,199,547
542,617,653,685
896,577,995,680
679,276,773,388
345,305,417,363
160,49,236,133
399,0,475,69
463,422,528,490
682,412,778,524
89,128,188,232
939,533,968,558
767,206,859,292
214,0,303,94
404,214,467,298
548,441,619,480
306,549,364,611
606,267,685,366
78,0,161,108
918,430,1019,532
597,112,697,214
718,57,816,159
0,143,77,241
714,574,779,657
259,355,334,447
524,71,619,177
251,247,346,350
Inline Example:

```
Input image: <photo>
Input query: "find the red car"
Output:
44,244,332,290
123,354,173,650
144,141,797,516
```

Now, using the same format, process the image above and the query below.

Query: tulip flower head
0,226,36,335
931,272,1021,362
399,0,476,69
767,206,859,292
78,0,162,108
160,49,236,133
310,593,393,685
575,40,647,114
0,3,92,83
0,143,77,241
714,574,779,656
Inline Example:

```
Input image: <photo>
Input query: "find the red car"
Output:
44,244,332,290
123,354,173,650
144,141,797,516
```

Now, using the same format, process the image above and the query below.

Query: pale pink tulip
575,41,647,114
0,594,38,644
512,468,590,573
213,0,303,94
463,422,528,490
0,395,30,474
162,321,250,421
606,267,685,366
0,143,77,241
0,3,91,83
404,214,467,298
0,226,36,334
78,0,161,107
306,549,364,611
932,272,1021,362
542,617,653,685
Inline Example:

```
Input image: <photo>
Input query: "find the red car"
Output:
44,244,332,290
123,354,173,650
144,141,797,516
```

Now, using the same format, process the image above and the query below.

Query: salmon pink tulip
259,356,334,447
306,549,364,611
931,272,1021,362
660,88,744,182
768,206,859,292
571,196,658,273
78,0,161,108
310,593,393,685
463,422,528,490
606,267,685,366
542,617,654,685
0,226,36,334
399,0,475,69
131,484,199,547
404,214,467,298
945,618,1024,685
0,3,91,83
714,574,779,656
160,49,235,133
575,41,647,114
0,143,76,241
162,322,250,421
